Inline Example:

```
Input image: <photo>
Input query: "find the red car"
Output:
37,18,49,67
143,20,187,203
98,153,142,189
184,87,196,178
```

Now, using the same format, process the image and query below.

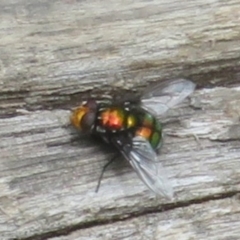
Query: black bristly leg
95,154,120,193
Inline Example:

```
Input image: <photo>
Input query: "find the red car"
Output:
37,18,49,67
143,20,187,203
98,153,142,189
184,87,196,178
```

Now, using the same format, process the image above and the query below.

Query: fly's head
70,99,97,133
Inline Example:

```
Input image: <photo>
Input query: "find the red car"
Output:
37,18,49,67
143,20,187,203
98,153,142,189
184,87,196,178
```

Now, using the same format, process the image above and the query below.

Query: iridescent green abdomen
134,110,162,149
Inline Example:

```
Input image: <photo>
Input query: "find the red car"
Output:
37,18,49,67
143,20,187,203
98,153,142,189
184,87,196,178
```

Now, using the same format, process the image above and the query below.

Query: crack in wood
12,190,239,240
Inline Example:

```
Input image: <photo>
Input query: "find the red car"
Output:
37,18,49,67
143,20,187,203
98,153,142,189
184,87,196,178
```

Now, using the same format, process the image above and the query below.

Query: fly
70,79,196,199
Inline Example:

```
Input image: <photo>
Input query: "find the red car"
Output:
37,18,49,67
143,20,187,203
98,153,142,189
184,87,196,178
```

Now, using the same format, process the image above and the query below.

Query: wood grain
1,0,240,239
1,86,240,239
1,0,240,117
51,197,240,240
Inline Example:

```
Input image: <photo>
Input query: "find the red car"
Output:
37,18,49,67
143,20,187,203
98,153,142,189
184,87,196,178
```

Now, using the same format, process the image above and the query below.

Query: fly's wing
113,135,174,199
141,79,196,116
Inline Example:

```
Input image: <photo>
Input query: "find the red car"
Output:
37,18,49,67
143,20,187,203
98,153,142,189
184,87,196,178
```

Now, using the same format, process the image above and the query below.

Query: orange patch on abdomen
135,127,152,139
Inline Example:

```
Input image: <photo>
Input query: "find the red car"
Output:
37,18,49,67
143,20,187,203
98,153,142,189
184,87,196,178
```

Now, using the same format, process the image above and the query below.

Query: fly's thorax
135,111,163,149
97,106,137,131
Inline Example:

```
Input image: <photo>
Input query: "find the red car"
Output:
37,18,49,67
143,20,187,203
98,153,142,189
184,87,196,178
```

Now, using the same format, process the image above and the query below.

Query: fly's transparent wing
120,136,174,199
141,79,196,116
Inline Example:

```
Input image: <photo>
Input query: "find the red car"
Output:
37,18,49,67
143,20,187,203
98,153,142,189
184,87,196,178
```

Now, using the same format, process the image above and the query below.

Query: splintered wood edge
0,86,240,239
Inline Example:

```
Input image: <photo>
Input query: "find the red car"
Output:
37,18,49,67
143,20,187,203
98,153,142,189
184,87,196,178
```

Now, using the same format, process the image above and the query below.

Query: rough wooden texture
51,197,240,240
1,86,240,240
1,0,240,117
1,0,240,239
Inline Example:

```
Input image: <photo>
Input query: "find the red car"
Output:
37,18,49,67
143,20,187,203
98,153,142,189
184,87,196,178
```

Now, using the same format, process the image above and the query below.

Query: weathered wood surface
1,0,240,118
1,87,240,240
52,197,240,240
1,0,240,239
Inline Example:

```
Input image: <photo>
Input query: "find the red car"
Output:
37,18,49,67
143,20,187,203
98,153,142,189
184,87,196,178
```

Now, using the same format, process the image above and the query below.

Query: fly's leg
95,154,119,193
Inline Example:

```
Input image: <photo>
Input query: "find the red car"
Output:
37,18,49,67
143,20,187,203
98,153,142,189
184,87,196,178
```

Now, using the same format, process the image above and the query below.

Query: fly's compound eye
80,111,96,131
70,100,97,131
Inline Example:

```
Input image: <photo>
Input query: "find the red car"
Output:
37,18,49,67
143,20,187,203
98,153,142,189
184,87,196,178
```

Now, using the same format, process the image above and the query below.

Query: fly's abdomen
135,112,162,149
